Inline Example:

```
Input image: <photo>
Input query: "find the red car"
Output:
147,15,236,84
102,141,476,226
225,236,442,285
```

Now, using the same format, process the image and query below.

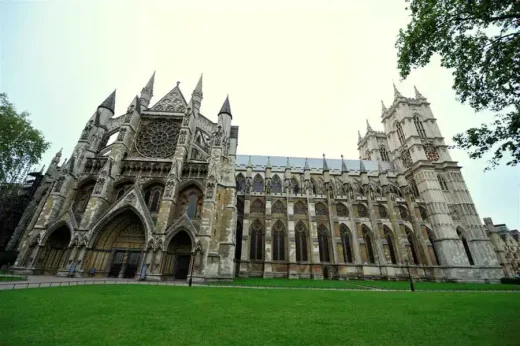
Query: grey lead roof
235,155,394,173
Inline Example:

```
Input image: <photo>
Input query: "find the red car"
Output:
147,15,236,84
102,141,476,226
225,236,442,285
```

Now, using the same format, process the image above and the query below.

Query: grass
0,275,26,282
1,285,519,345
212,277,520,291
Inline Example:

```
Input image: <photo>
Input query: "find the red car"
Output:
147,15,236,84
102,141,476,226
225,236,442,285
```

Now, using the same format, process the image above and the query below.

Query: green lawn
212,277,520,291
0,274,26,282
1,285,519,346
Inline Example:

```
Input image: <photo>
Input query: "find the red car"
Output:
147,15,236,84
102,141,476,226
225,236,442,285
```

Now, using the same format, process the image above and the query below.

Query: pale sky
1,0,519,229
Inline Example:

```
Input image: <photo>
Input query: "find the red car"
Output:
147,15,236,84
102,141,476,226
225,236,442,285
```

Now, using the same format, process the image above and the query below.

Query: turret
265,157,272,179
46,148,62,176
218,95,232,138
246,155,253,178
140,71,155,111
322,154,330,183
303,158,310,181
359,160,369,186
341,154,349,180
189,74,203,116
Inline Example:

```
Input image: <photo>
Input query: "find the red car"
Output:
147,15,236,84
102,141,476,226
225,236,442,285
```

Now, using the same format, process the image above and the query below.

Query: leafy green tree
0,93,50,183
396,0,520,170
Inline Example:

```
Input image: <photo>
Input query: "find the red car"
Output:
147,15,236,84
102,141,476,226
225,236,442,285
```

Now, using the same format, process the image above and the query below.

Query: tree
0,93,50,183
396,1,520,170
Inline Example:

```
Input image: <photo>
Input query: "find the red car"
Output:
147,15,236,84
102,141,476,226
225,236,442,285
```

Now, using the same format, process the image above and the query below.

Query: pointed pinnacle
99,89,116,113
56,148,63,157
366,119,373,132
414,85,425,99
266,156,272,169
358,130,362,142
285,157,291,170
304,158,310,170
247,155,252,168
195,73,203,92
322,154,329,171
341,154,348,172
393,82,402,99
144,71,155,94
219,95,232,118
381,100,387,113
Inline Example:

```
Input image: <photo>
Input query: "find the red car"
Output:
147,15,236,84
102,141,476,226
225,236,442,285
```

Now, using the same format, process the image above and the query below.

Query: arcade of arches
34,226,72,275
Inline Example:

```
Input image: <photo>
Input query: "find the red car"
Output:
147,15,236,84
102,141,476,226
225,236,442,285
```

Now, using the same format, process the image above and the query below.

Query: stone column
263,197,273,278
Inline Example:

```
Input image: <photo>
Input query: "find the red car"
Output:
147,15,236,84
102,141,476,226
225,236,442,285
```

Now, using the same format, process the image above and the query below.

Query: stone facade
11,76,504,282
484,218,520,277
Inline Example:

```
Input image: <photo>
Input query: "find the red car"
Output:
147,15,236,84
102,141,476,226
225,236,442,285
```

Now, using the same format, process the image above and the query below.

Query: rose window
135,120,180,158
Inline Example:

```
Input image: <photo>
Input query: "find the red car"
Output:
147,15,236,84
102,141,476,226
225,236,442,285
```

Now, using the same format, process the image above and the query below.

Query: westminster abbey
10,73,504,282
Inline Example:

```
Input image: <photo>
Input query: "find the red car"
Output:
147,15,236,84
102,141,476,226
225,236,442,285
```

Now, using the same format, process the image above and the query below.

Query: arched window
250,220,263,260
426,228,440,265
384,227,397,264
395,122,405,145
272,200,286,215
419,206,428,221
380,146,389,162
357,204,369,218
362,226,375,264
315,202,328,216
340,224,353,263
318,225,330,262
143,183,164,213
295,221,308,261
406,228,420,265
176,186,203,219
271,175,282,193
73,181,95,213
336,203,349,217
272,221,285,261
294,201,307,215
253,174,264,192
399,205,409,221
378,205,388,218
186,194,198,218
438,175,449,191
457,228,474,265
251,199,265,214
236,174,245,192
414,115,427,137
291,178,299,195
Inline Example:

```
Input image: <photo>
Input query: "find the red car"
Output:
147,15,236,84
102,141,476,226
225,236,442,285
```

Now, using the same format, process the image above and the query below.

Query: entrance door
109,251,125,277
174,255,191,279
124,252,140,278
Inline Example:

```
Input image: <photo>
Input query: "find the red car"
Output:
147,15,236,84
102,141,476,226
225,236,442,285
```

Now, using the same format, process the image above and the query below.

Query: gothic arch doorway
37,226,72,275
162,230,193,280
83,210,146,278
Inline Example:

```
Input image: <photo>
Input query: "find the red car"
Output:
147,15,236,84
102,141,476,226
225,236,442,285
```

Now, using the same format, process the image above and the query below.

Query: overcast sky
1,0,518,229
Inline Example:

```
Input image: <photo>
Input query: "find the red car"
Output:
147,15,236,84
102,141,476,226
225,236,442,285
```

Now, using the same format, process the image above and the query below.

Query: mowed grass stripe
0,285,518,346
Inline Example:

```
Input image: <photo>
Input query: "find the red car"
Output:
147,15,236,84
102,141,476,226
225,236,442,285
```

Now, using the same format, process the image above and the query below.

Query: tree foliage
0,93,50,183
396,0,520,169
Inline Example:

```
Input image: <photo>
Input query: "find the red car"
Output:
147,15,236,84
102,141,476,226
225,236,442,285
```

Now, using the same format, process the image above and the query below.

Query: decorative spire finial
381,100,387,114
414,85,425,100
266,156,272,169
393,82,402,99
99,89,116,113
218,95,232,118
341,154,348,172
366,119,373,132
358,130,362,142
360,160,367,173
322,154,329,171
176,81,180,87
247,156,252,168
285,157,291,170
304,158,310,171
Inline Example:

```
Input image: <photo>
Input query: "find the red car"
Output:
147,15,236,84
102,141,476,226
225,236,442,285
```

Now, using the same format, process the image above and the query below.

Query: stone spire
304,158,310,171
393,82,402,99
140,71,155,110
360,160,367,173
322,154,329,172
190,73,203,114
381,100,387,114
99,90,116,113
358,130,362,142
341,154,348,173
126,95,141,116
266,156,272,169
247,155,252,168
219,95,232,118
414,85,426,100
366,119,373,132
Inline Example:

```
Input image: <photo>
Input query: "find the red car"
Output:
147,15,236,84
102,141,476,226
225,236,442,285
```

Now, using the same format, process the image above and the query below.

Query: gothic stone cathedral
11,74,503,282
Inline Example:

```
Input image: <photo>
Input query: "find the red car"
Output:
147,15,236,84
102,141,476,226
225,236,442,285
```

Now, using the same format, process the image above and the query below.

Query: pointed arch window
250,220,263,261
380,146,389,162
336,203,349,217
395,122,405,145
272,221,285,261
271,175,282,193
291,178,299,195
318,225,330,262
253,175,264,192
457,228,474,265
236,174,245,192
73,181,95,213
295,222,308,262
438,175,449,191
294,201,307,216
340,224,353,263
251,199,265,214
414,115,427,137
384,227,397,264
406,228,420,265
315,203,328,216
362,226,375,264
143,183,164,213
272,200,286,215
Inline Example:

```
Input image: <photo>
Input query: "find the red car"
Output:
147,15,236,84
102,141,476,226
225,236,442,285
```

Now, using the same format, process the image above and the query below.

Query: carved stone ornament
94,177,106,194
424,143,440,161
117,127,127,142
81,120,93,140
135,120,180,158
178,129,187,145
213,126,223,146
401,149,413,168
54,176,65,192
